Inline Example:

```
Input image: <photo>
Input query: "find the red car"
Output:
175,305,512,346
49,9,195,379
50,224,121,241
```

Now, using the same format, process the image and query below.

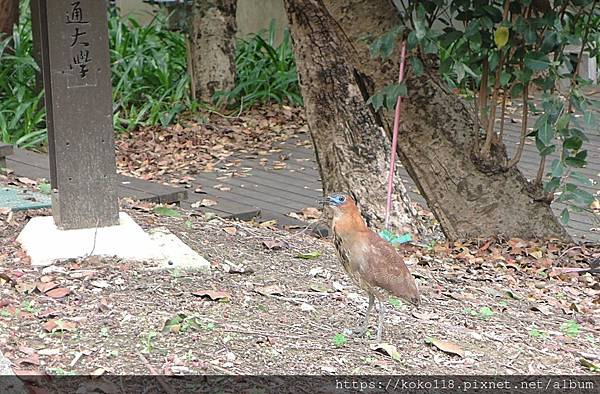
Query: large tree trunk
283,0,420,236
190,0,237,103
323,0,571,242
0,0,18,39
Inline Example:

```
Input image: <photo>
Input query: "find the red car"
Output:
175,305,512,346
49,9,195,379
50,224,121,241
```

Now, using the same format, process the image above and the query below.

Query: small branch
506,83,529,168
498,84,512,142
534,155,546,186
478,57,490,141
480,0,511,156
567,0,598,113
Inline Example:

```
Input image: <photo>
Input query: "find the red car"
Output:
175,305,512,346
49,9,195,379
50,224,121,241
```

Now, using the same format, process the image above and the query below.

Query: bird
318,192,420,341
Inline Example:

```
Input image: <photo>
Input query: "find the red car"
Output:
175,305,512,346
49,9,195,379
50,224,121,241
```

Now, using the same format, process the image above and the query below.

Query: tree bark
190,0,237,103
323,0,571,242
283,0,420,236
0,0,18,39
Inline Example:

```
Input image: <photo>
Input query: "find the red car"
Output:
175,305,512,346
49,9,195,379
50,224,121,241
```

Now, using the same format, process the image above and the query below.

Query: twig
506,83,529,168
222,327,311,340
138,353,175,394
567,0,598,113
534,155,546,186
85,218,101,258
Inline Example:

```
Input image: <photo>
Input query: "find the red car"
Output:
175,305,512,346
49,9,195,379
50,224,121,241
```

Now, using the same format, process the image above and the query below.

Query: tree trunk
0,0,19,39
283,0,420,236
190,0,237,103
323,0,571,242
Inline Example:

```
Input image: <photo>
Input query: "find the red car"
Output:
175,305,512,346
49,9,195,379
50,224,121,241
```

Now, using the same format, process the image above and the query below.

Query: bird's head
317,192,355,217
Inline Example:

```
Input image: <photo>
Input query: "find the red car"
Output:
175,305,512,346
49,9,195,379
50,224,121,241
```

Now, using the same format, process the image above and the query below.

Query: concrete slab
17,212,166,267
147,227,211,272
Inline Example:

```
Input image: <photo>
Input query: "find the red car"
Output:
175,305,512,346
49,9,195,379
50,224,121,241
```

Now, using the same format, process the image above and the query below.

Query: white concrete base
148,227,210,272
18,212,208,269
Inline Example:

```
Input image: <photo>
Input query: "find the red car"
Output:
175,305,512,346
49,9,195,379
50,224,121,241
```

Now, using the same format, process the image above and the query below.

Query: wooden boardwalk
189,115,599,243
5,148,187,205
3,109,598,243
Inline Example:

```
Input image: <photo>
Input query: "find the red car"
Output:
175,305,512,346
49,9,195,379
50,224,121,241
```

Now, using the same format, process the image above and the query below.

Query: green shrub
215,20,302,109
0,2,191,147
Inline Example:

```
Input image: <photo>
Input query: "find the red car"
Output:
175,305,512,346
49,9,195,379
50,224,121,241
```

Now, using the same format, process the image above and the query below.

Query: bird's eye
339,196,346,203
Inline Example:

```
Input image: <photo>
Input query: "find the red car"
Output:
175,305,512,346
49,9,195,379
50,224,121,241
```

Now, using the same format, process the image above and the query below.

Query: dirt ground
1,187,599,379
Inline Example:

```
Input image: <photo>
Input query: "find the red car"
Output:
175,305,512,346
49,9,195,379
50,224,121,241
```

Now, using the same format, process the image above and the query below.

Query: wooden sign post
32,0,119,229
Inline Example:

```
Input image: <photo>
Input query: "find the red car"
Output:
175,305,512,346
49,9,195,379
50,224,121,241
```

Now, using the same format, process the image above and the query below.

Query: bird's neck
332,206,368,237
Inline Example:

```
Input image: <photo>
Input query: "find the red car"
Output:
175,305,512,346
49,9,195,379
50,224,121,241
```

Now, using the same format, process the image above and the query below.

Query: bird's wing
360,231,420,305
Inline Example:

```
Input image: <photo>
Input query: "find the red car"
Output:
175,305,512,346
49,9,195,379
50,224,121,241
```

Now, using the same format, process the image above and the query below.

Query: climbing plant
368,0,599,224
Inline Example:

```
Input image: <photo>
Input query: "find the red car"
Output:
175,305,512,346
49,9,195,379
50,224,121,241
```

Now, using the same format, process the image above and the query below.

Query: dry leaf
255,284,284,296
223,226,237,235
191,290,230,301
43,319,77,332
428,338,465,358
263,239,285,250
16,282,36,294
36,281,58,294
300,207,321,220
17,177,37,186
259,220,277,228
371,342,402,361
45,287,71,299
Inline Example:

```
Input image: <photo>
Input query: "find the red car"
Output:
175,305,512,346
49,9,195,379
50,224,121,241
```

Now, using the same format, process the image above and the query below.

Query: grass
0,5,300,148
0,2,191,146
214,20,302,109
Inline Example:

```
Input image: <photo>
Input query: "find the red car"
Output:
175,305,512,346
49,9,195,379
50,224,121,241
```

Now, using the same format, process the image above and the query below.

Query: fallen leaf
45,287,71,299
263,239,285,250
16,354,40,366
299,207,321,220
191,290,230,301
580,358,600,371
255,284,284,296
16,282,36,294
39,275,54,283
309,283,329,293
371,342,402,361
223,226,237,235
38,348,61,356
427,338,465,358
90,280,110,289
259,220,277,228
153,206,182,217
18,177,37,186
43,319,77,332
296,251,321,259
200,198,217,207
530,304,552,316
90,367,106,376
300,303,315,312
36,281,58,294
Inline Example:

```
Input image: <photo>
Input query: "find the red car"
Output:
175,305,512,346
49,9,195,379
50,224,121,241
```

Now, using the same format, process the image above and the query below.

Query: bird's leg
354,293,374,337
376,298,386,342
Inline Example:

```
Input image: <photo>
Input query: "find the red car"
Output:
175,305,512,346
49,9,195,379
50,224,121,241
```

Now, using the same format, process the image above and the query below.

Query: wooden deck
3,107,598,242
188,116,599,243
5,148,188,205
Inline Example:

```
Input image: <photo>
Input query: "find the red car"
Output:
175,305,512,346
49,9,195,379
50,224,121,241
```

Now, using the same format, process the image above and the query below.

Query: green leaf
409,57,424,76
544,177,561,193
367,91,384,111
560,208,569,224
565,157,586,167
563,136,582,151
550,159,564,178
153,206,182,217
296,251,321,260
570,172,593,186
38,182,51,195
494,26,509,49
573,188,595,205
332,333,347,347
524,53,551,71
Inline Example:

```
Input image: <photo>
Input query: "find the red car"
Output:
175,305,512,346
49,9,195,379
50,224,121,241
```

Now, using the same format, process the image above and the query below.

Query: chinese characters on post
66,2,94,84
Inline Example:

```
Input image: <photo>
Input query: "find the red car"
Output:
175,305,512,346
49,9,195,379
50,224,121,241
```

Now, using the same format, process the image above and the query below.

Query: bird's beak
316,196,332,206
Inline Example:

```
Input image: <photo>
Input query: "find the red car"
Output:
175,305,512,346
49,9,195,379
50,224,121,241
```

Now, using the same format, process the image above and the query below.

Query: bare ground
0,192,599,378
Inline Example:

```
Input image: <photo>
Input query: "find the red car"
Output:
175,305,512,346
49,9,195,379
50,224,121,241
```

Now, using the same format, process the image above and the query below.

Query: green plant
214,20,301,109
529,327,548,339
21,300,40,314
141,330,158,353
332,333,347,347
561,319,581,338
0,0,46,148
109,12,190,130
0,2,191,146
367,1,600,223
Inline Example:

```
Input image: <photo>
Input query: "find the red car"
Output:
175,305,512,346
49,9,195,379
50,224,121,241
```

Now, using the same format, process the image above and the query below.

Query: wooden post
32,0,119,229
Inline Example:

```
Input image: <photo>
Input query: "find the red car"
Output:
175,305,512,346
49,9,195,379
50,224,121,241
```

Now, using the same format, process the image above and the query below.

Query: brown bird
319,192,420,341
